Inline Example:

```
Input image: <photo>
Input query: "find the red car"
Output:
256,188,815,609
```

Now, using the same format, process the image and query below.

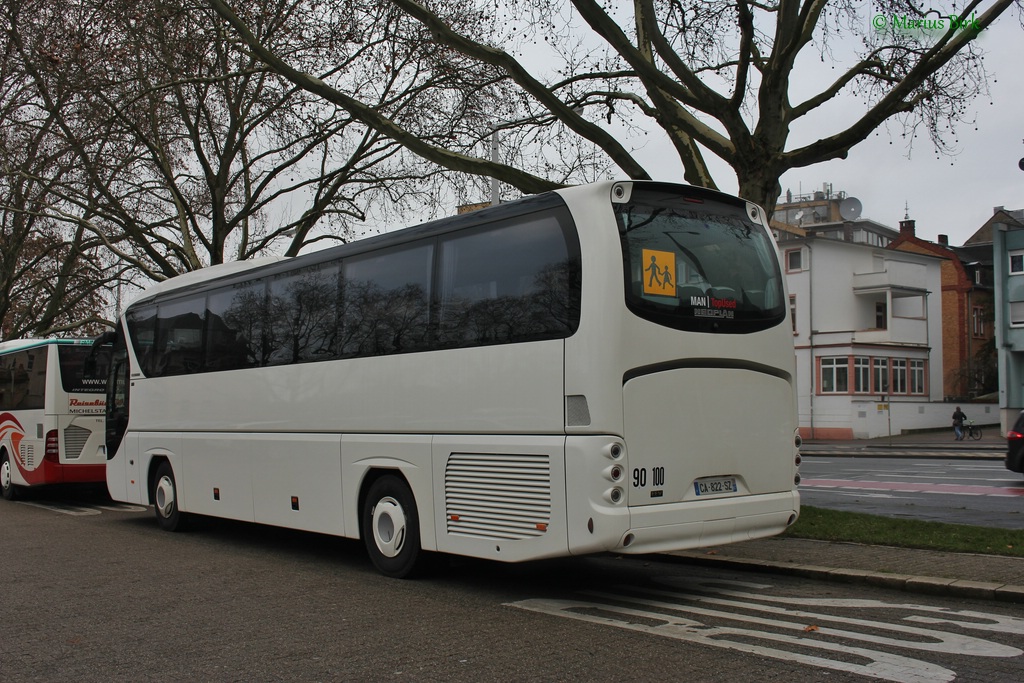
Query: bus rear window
58,345,108,394
616,187,785,334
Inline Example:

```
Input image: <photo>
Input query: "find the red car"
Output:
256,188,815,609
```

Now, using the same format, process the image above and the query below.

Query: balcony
853,317,929,346
811,317,929,347
852,261,928,295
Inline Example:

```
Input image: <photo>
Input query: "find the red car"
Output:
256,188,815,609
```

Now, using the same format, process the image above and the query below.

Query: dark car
1006,411,1024,474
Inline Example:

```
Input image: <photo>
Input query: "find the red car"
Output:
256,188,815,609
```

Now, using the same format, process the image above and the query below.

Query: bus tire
152,461,188,532
1,451,19,501
361,474,422,579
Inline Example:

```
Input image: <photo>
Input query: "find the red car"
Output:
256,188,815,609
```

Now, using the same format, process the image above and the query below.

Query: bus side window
206,281,266,371
153,297,206,377
436,214,579,347
265,265,339,366
127,307,158,376
1,349,46,410
340,244,433,357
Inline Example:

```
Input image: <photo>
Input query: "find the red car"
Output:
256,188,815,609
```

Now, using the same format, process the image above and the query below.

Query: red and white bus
0,339,108,499
99,180,801,577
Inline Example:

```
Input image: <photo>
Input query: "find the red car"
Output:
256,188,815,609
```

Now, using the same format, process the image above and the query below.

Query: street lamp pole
490,129,500,206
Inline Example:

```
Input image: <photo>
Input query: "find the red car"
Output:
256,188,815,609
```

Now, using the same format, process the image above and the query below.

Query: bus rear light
794,473,801,486
604,442,624,459
605,487,623,504
605,464,624,482
44,430,60,463
535,523,547,532
795,454,802,466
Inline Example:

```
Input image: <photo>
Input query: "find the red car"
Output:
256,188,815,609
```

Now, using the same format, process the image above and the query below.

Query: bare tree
208,0,1022,215
0,0,117,339
13,0,508,283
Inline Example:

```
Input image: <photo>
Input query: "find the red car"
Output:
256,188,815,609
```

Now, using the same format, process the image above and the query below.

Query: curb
798,448,1004,460
661,550,1024,604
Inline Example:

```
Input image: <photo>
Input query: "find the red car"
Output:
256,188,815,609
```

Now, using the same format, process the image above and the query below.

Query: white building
783,235,948,439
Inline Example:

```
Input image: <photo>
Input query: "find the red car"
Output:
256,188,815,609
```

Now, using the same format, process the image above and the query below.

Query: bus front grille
63,425,92,460
444,453,552,540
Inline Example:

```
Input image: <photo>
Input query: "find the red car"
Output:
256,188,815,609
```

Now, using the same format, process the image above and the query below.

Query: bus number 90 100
632,467,665,488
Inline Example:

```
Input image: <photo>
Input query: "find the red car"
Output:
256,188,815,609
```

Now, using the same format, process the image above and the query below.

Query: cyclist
952,406,967,441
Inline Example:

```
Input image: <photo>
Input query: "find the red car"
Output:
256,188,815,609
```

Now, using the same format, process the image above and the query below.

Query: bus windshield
616,186,785,334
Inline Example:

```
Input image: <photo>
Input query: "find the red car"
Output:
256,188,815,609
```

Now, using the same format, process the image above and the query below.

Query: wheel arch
342,436,437,551
145,453,172,506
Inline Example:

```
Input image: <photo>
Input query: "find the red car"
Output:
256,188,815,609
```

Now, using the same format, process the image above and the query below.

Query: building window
790,295,797,334
892,358,907,394
820,357,849,393
910,359,925,394
972,306,985,337
873,357,889,395
854,357,870,393
786,249,802,272
1011,301,1024,327
1010,251,1024,274
875,301,888,329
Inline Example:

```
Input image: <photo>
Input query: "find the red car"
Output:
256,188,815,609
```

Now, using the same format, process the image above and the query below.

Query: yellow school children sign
642,249,676,296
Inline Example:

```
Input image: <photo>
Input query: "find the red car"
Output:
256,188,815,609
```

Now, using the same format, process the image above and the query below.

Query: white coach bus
98,181,800,577
1,338,108,499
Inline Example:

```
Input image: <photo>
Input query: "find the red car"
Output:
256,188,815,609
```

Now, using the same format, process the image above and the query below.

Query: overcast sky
627,11,1024,247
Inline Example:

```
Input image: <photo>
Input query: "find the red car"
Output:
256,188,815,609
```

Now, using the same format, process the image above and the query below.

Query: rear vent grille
19,443,35,468
444,453,551,540
63,425,92,460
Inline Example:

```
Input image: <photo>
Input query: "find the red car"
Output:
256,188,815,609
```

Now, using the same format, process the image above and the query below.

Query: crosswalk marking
507,577,1024,683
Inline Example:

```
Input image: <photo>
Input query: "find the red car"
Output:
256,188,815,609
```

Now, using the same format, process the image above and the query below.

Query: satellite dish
793,210,804,223
839,197,863,220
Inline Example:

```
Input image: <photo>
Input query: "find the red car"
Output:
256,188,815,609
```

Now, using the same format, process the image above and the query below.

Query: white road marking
507,576,1023,683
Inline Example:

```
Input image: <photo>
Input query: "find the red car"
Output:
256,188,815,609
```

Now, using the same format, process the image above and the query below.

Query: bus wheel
1,452,19,501
361,475,422,579
152,461,188,532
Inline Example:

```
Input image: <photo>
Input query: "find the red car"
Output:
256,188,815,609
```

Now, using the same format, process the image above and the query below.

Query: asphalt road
799,456,1024,528
2,487,1023,682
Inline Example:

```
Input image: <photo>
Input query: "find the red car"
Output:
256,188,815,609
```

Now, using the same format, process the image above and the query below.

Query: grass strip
784,505,1024,558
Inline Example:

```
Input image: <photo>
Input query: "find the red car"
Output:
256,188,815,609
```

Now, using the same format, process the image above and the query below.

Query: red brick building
889,219,995,399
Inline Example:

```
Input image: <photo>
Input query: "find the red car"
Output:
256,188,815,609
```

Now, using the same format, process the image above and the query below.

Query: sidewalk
667,537,1024,604
800,425,1006,457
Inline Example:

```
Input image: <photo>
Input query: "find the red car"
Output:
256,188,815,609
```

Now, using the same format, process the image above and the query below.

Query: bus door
91,331,129,457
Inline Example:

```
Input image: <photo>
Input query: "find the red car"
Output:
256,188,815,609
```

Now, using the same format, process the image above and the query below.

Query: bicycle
963,420,982,441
